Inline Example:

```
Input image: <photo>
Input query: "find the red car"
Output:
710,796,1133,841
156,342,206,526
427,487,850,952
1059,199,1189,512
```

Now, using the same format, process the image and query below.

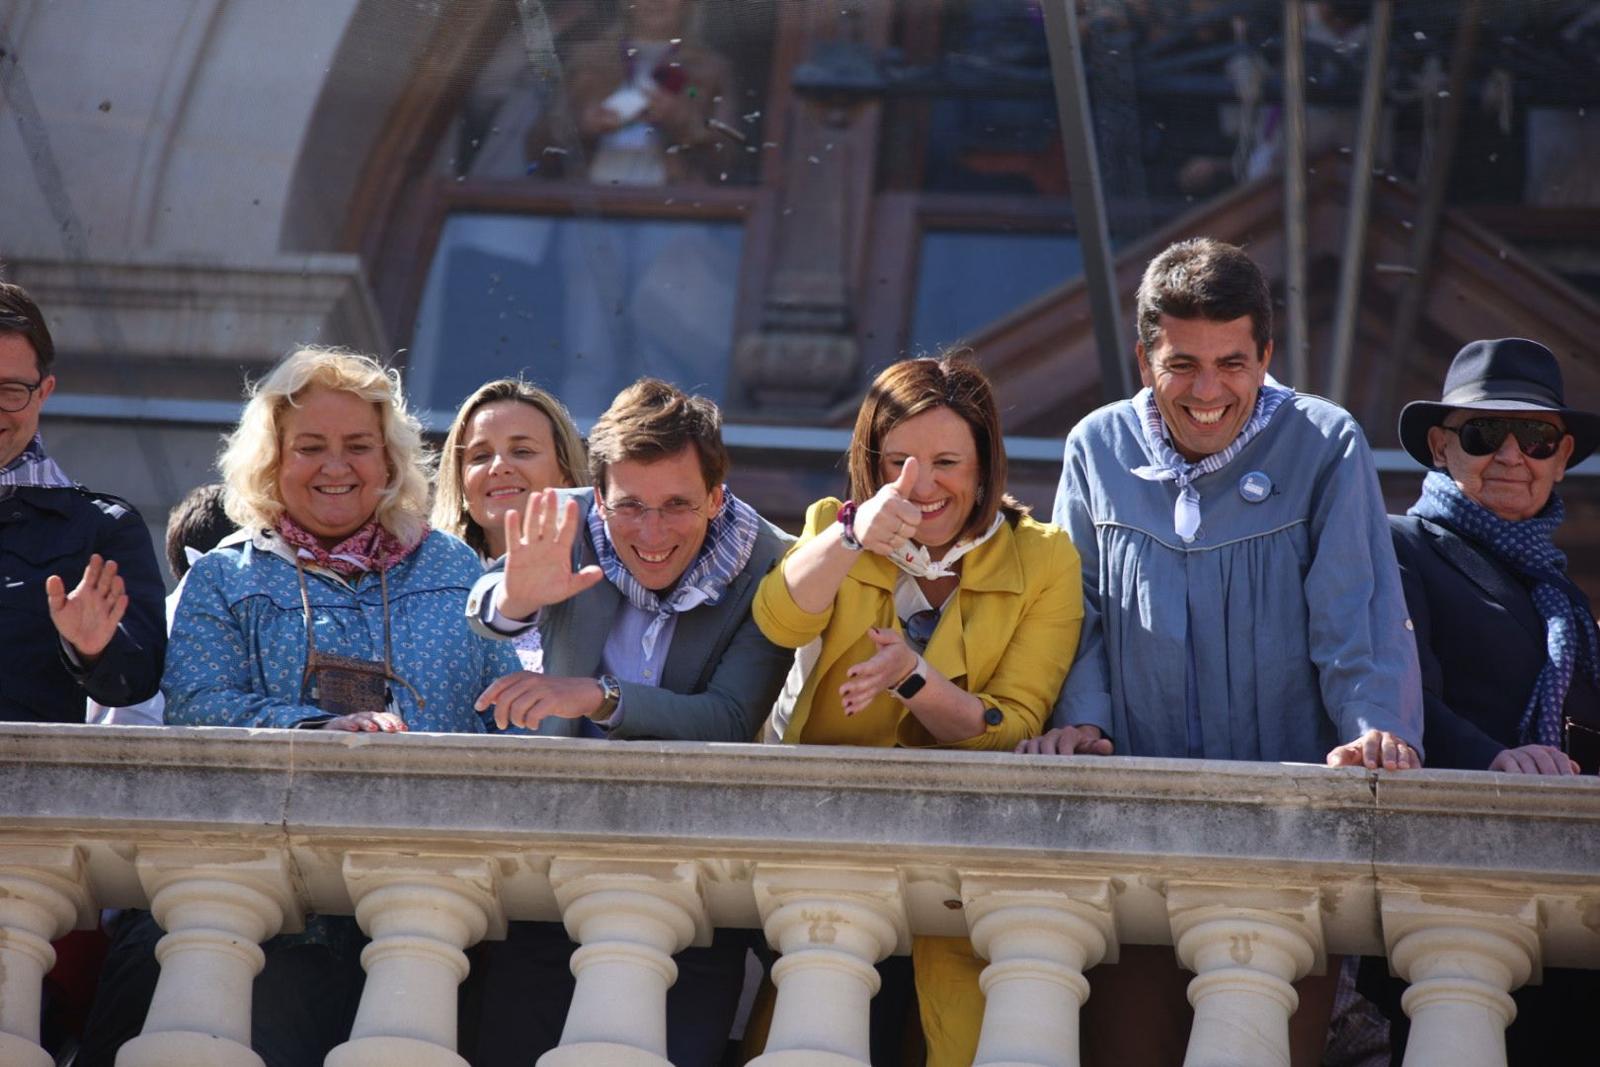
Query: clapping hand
850,457,924,558
496,489,604,621
839,627,919,715
46,554,128,664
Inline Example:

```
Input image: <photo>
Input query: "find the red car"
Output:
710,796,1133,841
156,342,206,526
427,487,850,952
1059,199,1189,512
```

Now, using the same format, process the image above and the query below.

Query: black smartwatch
891,658,928,700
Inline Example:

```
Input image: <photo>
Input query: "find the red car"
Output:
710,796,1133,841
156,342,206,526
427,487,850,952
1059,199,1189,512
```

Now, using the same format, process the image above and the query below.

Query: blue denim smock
1050,393,1424,763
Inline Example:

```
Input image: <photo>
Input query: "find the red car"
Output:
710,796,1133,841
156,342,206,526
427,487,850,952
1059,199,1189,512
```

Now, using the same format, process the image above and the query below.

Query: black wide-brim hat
1398,337,1600,469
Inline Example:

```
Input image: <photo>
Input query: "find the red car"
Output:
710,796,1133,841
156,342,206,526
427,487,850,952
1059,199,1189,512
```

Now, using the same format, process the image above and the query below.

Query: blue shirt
1050,394,1424,763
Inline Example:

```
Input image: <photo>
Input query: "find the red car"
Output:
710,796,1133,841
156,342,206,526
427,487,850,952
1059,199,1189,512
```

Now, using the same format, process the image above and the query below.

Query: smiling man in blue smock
1018,236,1423,1066
1023,236,1422,768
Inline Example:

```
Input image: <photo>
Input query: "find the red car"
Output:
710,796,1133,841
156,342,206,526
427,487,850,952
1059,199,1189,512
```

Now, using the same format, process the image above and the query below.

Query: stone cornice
5,724,1597,887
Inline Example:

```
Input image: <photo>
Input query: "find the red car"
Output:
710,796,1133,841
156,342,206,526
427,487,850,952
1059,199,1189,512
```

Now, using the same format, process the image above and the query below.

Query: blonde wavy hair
432,378,587,558
219,347,433,545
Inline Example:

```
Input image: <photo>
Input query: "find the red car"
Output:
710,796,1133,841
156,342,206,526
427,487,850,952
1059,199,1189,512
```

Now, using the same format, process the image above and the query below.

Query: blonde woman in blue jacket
753,354,1083,1066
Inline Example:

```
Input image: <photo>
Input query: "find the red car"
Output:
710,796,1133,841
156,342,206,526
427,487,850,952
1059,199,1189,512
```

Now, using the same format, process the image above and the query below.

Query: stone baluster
1168,885,1323,1067
118,848,298,1067
963,874,1117,1067
327,853,504,1067
1381,893,1539,1067
536,858,710,1067
0,844,93,1067
749,864,907,1067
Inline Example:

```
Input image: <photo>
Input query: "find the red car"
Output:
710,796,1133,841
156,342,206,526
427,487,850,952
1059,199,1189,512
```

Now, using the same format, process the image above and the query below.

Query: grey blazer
467,487,794,742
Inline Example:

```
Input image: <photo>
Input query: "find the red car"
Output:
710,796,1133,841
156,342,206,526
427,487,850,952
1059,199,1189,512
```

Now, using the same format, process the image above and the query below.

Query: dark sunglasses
902,609,941,651
1443,417,1566,460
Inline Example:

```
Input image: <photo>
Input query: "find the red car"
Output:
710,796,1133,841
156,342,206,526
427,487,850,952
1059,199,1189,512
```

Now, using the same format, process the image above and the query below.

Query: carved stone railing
1,724,1597,1067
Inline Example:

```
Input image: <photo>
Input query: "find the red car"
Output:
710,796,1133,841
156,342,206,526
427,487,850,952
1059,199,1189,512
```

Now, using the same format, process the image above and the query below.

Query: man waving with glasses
464,377,792,1067
0,282,165,725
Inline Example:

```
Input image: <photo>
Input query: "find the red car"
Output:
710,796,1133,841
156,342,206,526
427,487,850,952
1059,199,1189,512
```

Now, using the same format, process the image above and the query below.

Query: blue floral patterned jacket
164,527,521,731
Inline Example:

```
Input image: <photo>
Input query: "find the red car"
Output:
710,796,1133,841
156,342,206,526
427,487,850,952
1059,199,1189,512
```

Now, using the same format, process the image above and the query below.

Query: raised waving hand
494,489,605,621
47,554,128,664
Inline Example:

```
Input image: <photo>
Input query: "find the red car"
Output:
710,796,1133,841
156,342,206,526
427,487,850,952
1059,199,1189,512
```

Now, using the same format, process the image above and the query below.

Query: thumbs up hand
850,457,924,558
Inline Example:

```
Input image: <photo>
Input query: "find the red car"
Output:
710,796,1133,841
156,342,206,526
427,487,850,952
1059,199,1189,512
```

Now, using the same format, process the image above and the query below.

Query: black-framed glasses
0,379,44,414
1444,417,1566,460
902,608,941,651
599,497,706,524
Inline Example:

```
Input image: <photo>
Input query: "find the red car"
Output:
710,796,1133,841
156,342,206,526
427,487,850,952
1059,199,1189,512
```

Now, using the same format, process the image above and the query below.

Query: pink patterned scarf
274,515,425,577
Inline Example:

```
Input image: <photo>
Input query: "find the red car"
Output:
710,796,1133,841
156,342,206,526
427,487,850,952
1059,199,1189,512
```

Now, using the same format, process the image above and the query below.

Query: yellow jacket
752,498,1083,1066
754,497,1084,750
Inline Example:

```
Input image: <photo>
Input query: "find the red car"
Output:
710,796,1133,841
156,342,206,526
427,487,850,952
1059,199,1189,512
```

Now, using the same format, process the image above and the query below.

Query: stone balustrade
1,724,1598,1067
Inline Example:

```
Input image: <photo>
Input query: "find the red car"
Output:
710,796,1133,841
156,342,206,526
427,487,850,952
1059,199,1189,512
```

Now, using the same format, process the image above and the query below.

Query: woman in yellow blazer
752,355,1083,1066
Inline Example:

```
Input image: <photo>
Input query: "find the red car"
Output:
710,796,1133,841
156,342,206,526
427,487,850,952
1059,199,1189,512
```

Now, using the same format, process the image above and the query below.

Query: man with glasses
0,281,165,725
464,376,792,1067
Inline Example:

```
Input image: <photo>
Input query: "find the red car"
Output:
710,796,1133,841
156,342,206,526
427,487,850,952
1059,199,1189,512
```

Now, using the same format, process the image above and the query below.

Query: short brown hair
1136,237,1272,358
586,378,728,493
433,378,587,557
164,483,233,579
848,355,1020,540
0,282,55,377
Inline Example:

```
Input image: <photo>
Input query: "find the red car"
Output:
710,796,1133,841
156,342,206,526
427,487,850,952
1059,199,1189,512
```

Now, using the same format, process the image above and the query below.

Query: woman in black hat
1375,336,1600,1063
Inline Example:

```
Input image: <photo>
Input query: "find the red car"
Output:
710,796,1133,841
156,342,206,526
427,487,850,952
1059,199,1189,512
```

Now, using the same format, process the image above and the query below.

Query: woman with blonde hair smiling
165,345,520,733
151,346,522,1066
432,379,585,670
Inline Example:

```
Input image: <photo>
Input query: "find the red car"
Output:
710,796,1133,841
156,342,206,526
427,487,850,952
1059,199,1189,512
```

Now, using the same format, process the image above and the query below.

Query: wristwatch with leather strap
594,673,622,719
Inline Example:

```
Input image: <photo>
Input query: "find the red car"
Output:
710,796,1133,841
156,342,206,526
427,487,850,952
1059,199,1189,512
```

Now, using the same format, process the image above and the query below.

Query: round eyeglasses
901,608,942,651
0,379,44,414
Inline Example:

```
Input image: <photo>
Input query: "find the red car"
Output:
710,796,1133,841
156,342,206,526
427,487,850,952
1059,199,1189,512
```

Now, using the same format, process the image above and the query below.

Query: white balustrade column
1381,894,1538,1067
538,858,710,1067
118,849,298,1067
1169,885,1323,1067
749,865,907,1067
963,875,1117,1067
327,854,504,1067
0,845,92,1067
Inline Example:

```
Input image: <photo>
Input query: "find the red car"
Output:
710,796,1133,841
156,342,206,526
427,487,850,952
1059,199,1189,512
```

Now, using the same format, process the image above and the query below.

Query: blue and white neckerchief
1131,381,1293,543
1410,470,1600,747
0,433,74,490
587,487,761,660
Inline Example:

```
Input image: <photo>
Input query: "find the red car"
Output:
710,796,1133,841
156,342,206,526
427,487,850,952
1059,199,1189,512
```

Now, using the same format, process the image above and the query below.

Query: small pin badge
1238,470,1273,503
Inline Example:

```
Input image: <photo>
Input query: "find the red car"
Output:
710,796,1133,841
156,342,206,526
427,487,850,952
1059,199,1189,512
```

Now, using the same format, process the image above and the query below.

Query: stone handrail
1,723,1597,1067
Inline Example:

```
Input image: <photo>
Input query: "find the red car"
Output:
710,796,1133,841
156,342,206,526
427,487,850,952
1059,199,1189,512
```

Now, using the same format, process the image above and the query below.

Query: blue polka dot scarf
1410,470,1600,746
